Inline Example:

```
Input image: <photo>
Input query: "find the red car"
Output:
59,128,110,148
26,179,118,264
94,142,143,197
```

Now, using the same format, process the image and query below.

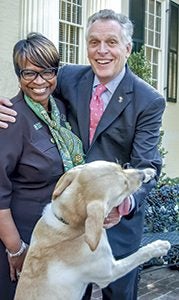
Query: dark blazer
0,91,66,243
0,91,68,300
56,64,166,257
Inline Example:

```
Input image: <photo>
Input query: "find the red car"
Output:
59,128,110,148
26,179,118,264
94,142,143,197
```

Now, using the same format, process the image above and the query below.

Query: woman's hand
0,97,17,128
7,247,28,281
0,208,26,281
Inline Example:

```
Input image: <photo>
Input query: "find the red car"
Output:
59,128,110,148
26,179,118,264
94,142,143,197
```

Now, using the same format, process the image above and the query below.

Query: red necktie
89,84,106,143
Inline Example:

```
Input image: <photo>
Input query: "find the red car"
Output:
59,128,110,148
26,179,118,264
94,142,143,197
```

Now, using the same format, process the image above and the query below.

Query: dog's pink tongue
117,197,131,216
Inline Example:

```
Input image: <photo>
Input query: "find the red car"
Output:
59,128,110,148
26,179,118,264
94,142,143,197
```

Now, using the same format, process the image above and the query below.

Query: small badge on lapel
118,96,123,103
33,122,43,130
60,113,66,122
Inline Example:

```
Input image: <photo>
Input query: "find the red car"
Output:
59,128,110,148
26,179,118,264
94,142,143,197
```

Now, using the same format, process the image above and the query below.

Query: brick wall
0,0,20,97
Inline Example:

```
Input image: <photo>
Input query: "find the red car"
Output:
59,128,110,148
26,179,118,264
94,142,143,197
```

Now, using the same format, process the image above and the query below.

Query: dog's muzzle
139,168,156,183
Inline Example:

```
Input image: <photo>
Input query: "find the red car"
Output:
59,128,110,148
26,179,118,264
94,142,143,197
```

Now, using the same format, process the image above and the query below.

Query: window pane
60,1,66,20
59,43,66,63
155,32,160,48
156,1,161,16
145,0,162,89
153,49,158,64
59,0,82,64
149,0,154,14
72,4,77,23
148,30,154,45
59,24,64,42
70,26,75,44
156,17,161,32
67,3,71,22
152,64,158,79
149,14,154,30
69,45,74,62
146,47,152,61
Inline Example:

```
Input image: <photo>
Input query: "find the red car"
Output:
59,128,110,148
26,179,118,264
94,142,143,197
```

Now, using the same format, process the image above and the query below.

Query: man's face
86,20,132,84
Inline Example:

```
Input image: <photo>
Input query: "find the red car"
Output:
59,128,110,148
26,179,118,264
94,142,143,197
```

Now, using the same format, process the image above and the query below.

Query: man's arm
129,94,166,215
0,98,17,128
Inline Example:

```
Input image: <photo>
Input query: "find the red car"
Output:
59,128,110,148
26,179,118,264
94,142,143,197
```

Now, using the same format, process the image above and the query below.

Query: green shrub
128,46,152,85
144,185,179,234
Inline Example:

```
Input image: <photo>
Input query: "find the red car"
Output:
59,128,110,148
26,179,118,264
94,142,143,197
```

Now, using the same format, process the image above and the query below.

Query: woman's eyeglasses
19,68,58,81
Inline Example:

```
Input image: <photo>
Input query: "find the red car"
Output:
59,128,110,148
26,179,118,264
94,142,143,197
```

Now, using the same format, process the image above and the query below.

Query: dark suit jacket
0,91,68,300
0,91,66,243
56,64,166,257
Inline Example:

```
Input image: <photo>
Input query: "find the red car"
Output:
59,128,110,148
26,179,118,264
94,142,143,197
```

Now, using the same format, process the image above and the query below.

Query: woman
0,32,85,300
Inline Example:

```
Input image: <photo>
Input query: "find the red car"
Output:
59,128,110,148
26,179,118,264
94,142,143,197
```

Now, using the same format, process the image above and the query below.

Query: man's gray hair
86,9,133,46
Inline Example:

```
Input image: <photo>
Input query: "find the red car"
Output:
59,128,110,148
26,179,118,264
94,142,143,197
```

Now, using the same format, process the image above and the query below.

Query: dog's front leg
108,240,170,284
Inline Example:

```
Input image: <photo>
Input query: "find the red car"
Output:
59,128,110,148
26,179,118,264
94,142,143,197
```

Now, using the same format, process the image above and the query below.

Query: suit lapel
76,66,134,150
91,69,134,145
76,69,94,152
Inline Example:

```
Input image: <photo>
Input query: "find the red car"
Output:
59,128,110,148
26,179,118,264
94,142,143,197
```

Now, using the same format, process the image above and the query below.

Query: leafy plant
128,46,152,85
144,130,179,234
157,130,179,188
144,185,179,234
143,185,179,270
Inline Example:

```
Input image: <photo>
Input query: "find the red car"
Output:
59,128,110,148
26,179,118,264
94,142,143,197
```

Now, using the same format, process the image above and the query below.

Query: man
0,9,165,300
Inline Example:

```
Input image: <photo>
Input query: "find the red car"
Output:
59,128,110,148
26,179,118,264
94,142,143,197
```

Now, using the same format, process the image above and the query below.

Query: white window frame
144,0,163,90
59,0,84,65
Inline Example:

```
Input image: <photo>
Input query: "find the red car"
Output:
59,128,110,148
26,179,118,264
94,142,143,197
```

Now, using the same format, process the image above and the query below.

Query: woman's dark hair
13,32,60,77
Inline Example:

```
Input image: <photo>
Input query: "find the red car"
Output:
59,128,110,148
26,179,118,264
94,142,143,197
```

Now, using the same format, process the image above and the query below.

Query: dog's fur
15,161,170,300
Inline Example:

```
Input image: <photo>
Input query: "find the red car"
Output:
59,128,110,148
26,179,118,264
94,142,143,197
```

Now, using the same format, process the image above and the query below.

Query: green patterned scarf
24,94,85,172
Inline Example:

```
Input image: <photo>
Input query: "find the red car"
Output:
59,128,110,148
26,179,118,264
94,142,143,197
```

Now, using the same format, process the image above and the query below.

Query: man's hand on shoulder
0,97,17,128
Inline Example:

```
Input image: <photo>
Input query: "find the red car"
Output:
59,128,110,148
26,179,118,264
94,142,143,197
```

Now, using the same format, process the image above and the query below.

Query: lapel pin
33,122,43,130
118,96,123,103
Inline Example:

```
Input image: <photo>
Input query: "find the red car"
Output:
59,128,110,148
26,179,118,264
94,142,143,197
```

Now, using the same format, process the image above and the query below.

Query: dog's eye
124,180,128,188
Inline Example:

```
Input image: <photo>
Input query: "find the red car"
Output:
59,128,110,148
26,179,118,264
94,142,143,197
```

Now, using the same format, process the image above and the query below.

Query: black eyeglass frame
19,67,58,81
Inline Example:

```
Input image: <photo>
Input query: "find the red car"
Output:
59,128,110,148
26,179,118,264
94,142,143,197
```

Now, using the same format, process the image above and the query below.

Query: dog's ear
85,200,104,251
52,166,84,200
52,172,74,200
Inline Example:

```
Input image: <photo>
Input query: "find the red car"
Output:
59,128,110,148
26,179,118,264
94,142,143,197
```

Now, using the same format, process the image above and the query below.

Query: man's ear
85,200,104,251
126,43,132,58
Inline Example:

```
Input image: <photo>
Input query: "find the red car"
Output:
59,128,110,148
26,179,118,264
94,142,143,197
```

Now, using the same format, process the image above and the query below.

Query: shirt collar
93,66,126,94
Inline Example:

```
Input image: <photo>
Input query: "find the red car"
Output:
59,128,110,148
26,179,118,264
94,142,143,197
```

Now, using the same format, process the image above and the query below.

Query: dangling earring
18,81,21,89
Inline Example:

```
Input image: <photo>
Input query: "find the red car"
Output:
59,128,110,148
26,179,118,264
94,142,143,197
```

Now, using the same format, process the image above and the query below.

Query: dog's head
52,161,155,251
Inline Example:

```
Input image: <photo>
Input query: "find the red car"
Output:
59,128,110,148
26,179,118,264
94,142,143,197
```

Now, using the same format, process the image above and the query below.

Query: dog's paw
143,168,156,183
146,240,171,258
